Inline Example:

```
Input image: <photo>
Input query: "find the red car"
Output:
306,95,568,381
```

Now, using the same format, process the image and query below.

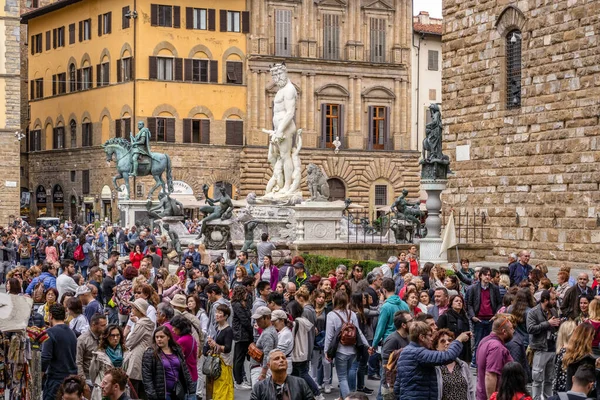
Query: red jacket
129,251,144,268
409,259,419,276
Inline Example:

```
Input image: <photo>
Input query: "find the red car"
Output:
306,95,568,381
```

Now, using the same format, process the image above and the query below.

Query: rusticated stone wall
442,0,600,267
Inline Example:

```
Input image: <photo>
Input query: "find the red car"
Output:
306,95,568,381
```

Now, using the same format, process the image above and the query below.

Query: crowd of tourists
1,219,600,400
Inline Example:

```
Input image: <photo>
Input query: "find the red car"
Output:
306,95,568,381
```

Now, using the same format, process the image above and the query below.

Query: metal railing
342,208,394,244
442,209,489,244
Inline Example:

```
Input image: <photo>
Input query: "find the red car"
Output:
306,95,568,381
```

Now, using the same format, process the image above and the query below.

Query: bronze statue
162,223,181,256
241,220,259,253
391,189,426,237
130,121,153,177
147,192,184,220
196,184,233,241
420,104,450,180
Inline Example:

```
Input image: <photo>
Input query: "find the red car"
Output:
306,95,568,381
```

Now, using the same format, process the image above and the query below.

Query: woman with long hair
124,298,155,398
421,262,434,291
311,288,332,392
223,241,237,281
259,255,279,292
129,244,144,269
229,265,248,291
318,278,334,309
324,291,367,399
231,286,253,389
553,320,577,394
575,295,591,324
437,295,471,363
444,275,461,296
204,304,234,400
509,288,535,343
18,237,32,269
403,290,423,317
38,287,59,326
433,329,475,400
45,238,59,264
141,325,195,400
489,361,532,400
584,299,600,354
562,322,596,393
89,324,129,400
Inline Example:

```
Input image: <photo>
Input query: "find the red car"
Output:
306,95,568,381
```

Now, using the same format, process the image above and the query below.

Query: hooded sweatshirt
291,317,314,362
372,295,409,348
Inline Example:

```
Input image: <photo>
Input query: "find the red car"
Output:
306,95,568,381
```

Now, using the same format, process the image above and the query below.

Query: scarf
105,344,124,368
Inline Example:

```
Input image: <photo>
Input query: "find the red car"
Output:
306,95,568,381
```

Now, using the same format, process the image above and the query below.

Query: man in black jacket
466,266,502,368
251,349,315,400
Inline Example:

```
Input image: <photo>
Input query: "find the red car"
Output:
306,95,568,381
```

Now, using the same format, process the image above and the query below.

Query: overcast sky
414,0,442,18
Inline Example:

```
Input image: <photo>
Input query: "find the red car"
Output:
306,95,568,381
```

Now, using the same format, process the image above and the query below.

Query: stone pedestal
117,200,157,228
419,179,448,265
294,201,346,243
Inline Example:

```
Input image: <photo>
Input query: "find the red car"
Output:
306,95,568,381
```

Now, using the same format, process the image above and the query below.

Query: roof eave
21,0,83,24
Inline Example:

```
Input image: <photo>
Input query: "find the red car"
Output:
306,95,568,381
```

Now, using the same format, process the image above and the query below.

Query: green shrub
302,254,384,277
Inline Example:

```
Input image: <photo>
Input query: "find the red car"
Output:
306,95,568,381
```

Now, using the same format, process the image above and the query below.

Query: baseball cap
271,309,287,321
251,306,272,320
75,285,91,297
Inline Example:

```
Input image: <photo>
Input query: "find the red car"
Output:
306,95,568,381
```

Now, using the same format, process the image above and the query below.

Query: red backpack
73,244,85,261
334,310,357,346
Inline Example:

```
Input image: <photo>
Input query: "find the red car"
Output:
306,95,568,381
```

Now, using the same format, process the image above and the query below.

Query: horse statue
102,137,174,200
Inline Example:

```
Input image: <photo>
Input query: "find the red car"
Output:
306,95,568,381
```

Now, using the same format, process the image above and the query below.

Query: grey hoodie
291,317,314,362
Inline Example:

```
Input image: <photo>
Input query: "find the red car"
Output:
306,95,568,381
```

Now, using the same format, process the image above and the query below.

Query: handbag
202,354,222,380
173,381,186,400
248,342,264,363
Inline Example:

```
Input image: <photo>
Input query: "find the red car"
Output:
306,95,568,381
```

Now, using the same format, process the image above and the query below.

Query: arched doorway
327,178,346,201
214,181,233,200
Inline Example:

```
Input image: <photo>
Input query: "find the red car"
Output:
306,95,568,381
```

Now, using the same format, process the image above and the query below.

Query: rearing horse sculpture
102,138,174,200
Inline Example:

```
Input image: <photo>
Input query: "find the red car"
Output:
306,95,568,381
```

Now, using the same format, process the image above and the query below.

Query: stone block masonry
442,0,600,268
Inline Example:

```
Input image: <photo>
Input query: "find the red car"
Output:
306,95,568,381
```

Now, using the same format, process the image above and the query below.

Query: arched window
214,181,232,200
70,120,77,147
327,178,346,201
69,64,76,92
506,30,522,109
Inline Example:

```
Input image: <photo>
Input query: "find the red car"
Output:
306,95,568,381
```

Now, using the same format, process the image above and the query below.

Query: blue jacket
181,250,201,268
394,340,463,399
372,295,409,347
26,272,57,295
509,261,532,287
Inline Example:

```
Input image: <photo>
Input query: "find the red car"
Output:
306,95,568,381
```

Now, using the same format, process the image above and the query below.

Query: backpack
385,348,404,386
334,310,357,346
36,239,46,256
281,266,294,285
73,244,85,261
32,277,49,303
20,245,30,259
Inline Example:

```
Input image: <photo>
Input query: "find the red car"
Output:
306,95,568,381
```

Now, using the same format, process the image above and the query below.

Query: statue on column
420,104,450,180
260,62,303,203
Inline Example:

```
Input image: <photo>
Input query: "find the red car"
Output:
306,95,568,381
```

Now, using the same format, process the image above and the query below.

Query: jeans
531,350,555,400
293,360,320,396
368,350,381,376
472,319,492,365
310,348,332,385
43,378,63,400
233,340,251,384
105,306,118,324
335,352,356,399
20,258,32,269
349,349,368,391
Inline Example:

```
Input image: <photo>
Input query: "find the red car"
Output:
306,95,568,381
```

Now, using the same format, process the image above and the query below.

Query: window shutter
182,119,192,143
242,11,250,33
82,170,90,194
320,106,327,148
30,80,34,99
151,4,158,26
79,21,83,42
52,75,56,96
117,59,122,82
76,69,82,91
234,62,243,84
29,130,33,151
201,120,210,144
122,6,130,29
234,121,243,145
147,117,156,140
184,59,192,81
166,119,176,143
367,106,374,150
209,60,218,83
208,9,216,31
174,58,183,81
385,106,391,150
89,67,93,88
129,57,135,80
98,15,103,36
173,6,180,28
219,10,227,32
105,63,110,85
40,79,43,98
107,12,112,33
53,28,57,48
115,119,121,138
96,64,101,86
225,121,233,145
339,104,345,148
124,119,131,138
30,36,34,55
53,128,58,149
69,23,75,44
186,7,193,29
44,31,49,51
149,56,157,79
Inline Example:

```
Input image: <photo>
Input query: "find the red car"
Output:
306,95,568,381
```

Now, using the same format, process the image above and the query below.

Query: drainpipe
412,1,421,151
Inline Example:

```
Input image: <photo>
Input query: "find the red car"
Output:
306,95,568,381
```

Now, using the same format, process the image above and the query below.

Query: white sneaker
234,383,252,390
324,384,332,394
315,395,325,400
